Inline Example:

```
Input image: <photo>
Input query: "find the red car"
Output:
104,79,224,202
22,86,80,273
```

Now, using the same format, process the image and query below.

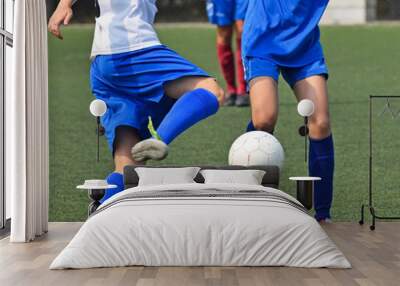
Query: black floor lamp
290,99,321,211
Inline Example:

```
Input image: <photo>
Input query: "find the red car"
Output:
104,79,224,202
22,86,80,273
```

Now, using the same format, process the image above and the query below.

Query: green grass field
49,24,400,222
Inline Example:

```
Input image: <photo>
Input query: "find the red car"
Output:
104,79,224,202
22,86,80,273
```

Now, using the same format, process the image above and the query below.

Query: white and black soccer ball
228,131,285,170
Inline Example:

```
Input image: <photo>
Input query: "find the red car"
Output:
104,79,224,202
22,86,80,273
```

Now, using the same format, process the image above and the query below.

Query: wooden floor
0,222,399,286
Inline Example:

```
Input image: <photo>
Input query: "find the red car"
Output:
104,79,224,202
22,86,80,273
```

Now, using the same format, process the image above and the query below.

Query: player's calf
101,126,142,203
251,109,278,134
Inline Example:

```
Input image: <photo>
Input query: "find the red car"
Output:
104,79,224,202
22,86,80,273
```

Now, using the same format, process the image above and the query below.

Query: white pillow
200,169,266,185
135,167,201,186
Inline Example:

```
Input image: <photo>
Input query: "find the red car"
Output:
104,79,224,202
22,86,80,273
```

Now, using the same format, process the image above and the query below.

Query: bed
50,165,351,269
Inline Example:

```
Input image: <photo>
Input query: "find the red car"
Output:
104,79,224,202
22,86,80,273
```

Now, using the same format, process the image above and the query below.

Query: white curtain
7,0,49,242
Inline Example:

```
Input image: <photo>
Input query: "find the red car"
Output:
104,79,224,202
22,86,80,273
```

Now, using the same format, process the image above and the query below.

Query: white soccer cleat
131,138,169,162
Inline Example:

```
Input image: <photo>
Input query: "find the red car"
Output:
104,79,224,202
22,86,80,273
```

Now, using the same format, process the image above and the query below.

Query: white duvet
50,183,351,269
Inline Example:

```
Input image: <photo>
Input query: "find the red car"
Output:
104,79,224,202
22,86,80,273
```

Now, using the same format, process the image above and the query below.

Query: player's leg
233,20,249,107
292,74,333,222
100,126,143,203
150,76,223,142
293,76,331,139
248,76,279,133
206,0,237,105
216,25,237,106
243,56,280,133
131,77,222,162
233,0,249,106
164,76,223,102
97,113,149,203
113,126,143,173
91,55,149,202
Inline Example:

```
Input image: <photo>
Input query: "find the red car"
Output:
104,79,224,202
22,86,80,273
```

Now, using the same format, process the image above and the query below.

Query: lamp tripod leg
305,117,309,163
96,117,100,162
359,204,365,225
370,206,376,231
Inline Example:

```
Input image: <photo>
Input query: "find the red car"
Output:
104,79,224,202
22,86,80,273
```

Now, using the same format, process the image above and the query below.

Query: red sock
236,37,247,95
217,43,237,95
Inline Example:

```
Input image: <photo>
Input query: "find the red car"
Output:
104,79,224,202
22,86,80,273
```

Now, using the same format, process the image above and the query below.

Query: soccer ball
228,131,285,170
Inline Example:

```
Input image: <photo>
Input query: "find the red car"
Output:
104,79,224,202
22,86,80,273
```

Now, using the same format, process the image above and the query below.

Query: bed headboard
123,165,280,189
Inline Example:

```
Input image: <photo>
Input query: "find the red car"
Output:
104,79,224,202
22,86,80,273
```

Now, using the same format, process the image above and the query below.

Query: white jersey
89,0,161,58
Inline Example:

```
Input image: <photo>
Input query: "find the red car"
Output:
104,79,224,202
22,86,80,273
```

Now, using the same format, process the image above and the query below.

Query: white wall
321,0,377,25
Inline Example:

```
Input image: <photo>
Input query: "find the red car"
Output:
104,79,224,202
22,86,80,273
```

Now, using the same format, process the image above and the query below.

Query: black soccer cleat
235,94,250,107
223,93,237,107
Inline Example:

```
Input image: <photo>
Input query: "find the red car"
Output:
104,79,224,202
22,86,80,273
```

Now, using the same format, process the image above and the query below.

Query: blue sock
157,88,219,144
309,135,334,220
100,172,124,204
246,120,256,132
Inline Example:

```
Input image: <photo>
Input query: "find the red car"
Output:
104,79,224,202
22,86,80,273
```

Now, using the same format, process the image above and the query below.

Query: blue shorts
244,57,329,88
206,0,248,26
90,45,209,152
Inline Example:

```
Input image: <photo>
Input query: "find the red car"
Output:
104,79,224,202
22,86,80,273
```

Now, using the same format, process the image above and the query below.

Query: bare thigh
164,76,224,104
293,75,331,139
249,76,279,133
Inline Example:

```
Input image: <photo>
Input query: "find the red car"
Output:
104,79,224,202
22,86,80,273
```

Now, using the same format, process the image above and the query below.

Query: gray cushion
200,169,266,185
124,165,280,189
135,167,201,186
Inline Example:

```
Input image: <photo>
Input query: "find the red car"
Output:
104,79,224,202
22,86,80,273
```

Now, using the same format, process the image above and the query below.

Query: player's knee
235,20,244,36
217,27,233,45
215,87,225,106
310,117,331,138
197,78,224,106
217,35,232,46
253,115,277,133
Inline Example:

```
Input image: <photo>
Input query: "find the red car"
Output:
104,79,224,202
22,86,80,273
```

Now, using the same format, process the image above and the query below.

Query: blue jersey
242,0,329,67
